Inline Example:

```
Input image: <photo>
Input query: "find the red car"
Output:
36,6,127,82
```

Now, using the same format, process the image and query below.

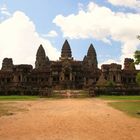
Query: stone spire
35,44,50,70
86,44,98,68
60,40,72,60
87,44,97,58
36,44,46,59
83,55,87,62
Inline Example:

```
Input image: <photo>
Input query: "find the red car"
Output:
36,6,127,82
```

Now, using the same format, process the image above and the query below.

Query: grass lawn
99,95,140,100
0,96,39,101
98,95,140,118
109,102,140,118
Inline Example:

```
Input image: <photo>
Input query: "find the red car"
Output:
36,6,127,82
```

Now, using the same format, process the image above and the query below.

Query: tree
134,50,140,65
135,36,140,85
134,36,140,64
136,72,140,86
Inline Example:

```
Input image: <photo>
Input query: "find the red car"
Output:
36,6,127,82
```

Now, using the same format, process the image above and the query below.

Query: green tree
135,36,140,85
134,36,140,64
134,50,140,65
136,72,140,86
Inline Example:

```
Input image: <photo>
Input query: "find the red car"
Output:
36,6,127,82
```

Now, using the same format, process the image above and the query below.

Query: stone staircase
52,90,90,98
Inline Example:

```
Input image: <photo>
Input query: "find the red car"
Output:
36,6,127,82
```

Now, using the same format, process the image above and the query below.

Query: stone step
52,90,89,98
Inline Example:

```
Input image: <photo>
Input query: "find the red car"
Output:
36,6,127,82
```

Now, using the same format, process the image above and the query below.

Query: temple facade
0,40,139,95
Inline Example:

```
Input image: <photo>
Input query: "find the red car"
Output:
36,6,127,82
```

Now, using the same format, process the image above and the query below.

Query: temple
0,40,139,95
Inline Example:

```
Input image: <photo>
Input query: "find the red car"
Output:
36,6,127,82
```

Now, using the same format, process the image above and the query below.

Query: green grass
109,102,140,118
99,95,140,100
99,95,140,118
0,96,39,101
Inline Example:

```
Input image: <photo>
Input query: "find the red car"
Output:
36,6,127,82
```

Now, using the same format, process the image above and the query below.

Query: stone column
70,73,72,81
60,72,65,81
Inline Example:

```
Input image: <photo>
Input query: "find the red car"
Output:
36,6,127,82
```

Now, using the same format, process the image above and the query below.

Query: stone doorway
65,73,70,81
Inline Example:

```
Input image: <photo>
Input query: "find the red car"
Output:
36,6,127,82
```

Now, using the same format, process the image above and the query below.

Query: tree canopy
134,35,140,64
136,72,140,86
134,50,140,65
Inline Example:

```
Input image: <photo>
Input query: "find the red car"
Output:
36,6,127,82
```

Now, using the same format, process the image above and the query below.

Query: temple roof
61,40,72,58
35,44,50,70
36,44,46,58
87,44,96,57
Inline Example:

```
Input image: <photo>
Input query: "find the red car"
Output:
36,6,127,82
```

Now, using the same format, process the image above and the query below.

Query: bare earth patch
0,102,27,117
0,98,140,140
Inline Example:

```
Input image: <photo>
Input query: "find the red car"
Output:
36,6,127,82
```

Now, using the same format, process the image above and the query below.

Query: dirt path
0,98,140,140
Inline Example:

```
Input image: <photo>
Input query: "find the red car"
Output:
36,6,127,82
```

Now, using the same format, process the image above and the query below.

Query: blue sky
0,0,140,68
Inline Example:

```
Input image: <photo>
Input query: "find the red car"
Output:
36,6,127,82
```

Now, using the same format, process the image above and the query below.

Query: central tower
35,44,50,70
60,40,73,60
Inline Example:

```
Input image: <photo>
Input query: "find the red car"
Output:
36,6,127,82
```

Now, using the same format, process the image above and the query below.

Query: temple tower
83,44,99,87
122,58,136,84
35,44,50,70
1,58,13,71
60,40,73,60
124,58,135,70
84,44,98,69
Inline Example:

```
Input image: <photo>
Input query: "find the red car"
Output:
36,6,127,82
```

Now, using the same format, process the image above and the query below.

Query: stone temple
0,40,139,95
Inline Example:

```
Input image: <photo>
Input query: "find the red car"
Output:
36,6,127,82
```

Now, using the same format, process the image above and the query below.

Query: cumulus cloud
43,30,58,38
78,3,84,10
98,59,121,68
0,4,11,17
0,4,11,21
0,11,60,67
107,0,140,9
53,2,140,65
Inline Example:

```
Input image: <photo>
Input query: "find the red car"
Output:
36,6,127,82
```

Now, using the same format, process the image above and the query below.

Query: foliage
134,50,140,65
136,72,140,86
108,102,140,118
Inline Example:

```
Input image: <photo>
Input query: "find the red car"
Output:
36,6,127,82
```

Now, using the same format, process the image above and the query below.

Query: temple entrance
65,73,70,81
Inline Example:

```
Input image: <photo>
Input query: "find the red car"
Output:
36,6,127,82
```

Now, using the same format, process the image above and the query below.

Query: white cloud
43,30,58,38
107,0,140,9
0,4,11,17
98,59,121,68
78,3,84,10
0,11,60,67
99,58,139,70
102,38,112,45
53,2,140,66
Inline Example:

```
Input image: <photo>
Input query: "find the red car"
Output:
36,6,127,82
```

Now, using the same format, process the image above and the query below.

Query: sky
0,0,140,68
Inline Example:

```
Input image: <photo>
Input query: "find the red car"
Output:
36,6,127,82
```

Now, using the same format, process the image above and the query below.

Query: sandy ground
0,98,140,140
